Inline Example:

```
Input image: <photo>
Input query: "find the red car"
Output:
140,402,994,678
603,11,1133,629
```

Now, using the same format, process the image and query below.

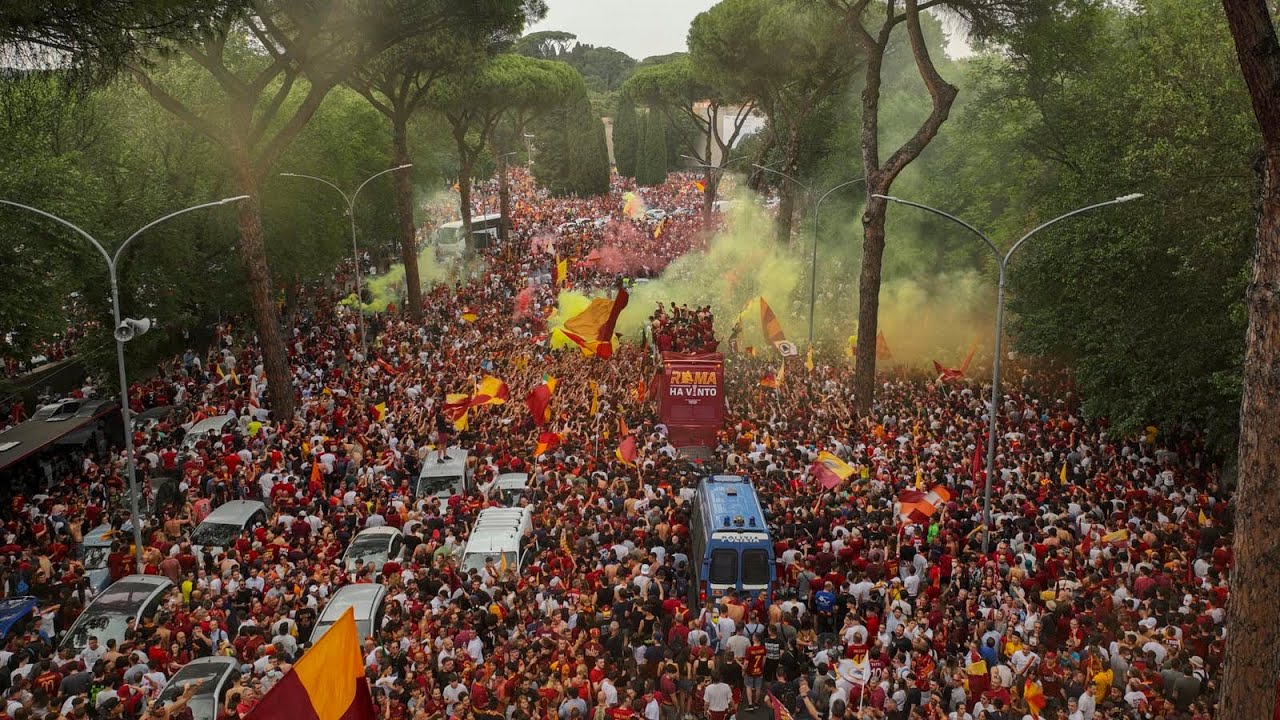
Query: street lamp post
280,164,413,357
876,192,1143,553
0,197,249,568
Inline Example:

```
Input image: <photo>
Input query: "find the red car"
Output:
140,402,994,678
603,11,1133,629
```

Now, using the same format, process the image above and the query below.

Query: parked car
310,583,387,645
154,657,241,720
190,500,267,556
60,575,172,651
341,527,404,577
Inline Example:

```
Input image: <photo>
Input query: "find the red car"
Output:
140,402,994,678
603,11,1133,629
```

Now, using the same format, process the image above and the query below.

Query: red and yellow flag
555,287,630,359
371,403,387,423
758,296,786,349
554,257,568,287
244,607,374,720
525,376,557,426
808,451,854,490
588,380,599,416
534,431,562,457
615,435,638,466
1024,678,1047,718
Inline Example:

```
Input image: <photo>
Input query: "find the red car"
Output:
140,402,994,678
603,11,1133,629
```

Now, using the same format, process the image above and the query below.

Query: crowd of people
649,304,718,354
0,167,1233,720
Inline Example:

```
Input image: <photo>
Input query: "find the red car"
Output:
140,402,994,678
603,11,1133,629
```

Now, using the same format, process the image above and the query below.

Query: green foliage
612,97,640,177
635,110,669,187
532,91,610,197
513,30,638,92
930,0,1255,440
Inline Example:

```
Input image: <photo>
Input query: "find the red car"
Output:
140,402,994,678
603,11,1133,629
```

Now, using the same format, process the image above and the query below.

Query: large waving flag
933,341,977,382
474,375,510,406
554,287,630,359
897,485,953,524
244,607,374,720
534,431,562,457
758,297,787,351
809,451,855,490
615,435,638,466
525,375,557,426
1024,678,1047,718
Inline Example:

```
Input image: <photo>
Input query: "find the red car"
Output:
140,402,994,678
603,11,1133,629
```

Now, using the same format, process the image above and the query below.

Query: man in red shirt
743,633,767,708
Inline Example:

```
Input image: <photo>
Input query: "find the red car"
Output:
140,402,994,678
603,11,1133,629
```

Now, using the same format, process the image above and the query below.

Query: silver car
154,657,241,720
61,575,173,651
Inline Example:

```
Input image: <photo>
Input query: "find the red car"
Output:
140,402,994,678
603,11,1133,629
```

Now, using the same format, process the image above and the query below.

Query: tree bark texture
1219,2,1280,718
230,159,295,419
391,114,422,322
850,0,957,411
775,126,803,245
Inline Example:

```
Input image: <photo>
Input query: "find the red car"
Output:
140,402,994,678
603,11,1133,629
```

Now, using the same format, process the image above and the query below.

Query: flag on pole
525,376,557,426
554,256,568,287
442,393,472,432
554,287,630,358
616,435,638,465
805,346,814,373
534,431,562,457
1024,678,1047,718
808,451,855,490
1198,508,1209,526
876,330,893,361
588,380,600,416
372,403,387,422
243,607,375,720
897,485,952,524
474,376,510,405
758,297,787,349
767,691,794,720
1059,460,1068,484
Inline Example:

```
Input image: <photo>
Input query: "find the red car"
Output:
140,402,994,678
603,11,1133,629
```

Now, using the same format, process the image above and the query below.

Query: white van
190,500,267,556
470,506,532,537
460,530,526,575
417,447,470,500
490,472,532,506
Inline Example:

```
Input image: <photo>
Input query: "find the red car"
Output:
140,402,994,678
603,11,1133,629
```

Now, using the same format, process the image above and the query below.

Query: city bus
689,475,775,610
433,212,504,256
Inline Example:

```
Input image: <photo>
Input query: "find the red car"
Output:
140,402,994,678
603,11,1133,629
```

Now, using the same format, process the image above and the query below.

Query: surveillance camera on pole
114,317,153,343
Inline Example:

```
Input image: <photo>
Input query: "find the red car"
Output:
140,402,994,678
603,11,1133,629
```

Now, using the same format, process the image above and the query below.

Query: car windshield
63,611,130,650
83,546,110,570
191,522,242,548
156,667,225,720
345,536,390,564
419,476,462,498
462,551,516,573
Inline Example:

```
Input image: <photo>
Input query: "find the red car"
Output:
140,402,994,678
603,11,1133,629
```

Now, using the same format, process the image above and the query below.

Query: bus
433,212,504,256
689,475,775,610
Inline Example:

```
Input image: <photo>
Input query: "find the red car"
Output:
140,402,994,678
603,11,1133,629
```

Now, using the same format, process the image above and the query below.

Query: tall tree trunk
458,157,473,236
702,168,716,226
850,1,956,411
498,151,511,243
1219,2,1280,718
853,189,888,408
774,126,802,245
391,114,421,322
230,157,294,419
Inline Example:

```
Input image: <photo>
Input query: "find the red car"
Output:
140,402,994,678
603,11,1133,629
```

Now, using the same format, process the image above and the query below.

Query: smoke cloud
604,194,993,367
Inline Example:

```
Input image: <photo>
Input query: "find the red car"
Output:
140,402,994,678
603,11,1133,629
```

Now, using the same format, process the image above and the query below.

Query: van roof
495,473,529,490
418,447,468,478
200,500,266,525
464,533,521,554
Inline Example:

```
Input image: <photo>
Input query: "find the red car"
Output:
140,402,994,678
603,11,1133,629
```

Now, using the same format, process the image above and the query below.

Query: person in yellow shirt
1092,666,1114,703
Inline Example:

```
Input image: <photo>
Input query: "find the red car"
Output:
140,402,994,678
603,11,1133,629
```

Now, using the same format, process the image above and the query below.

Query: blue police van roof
699,475,767,532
